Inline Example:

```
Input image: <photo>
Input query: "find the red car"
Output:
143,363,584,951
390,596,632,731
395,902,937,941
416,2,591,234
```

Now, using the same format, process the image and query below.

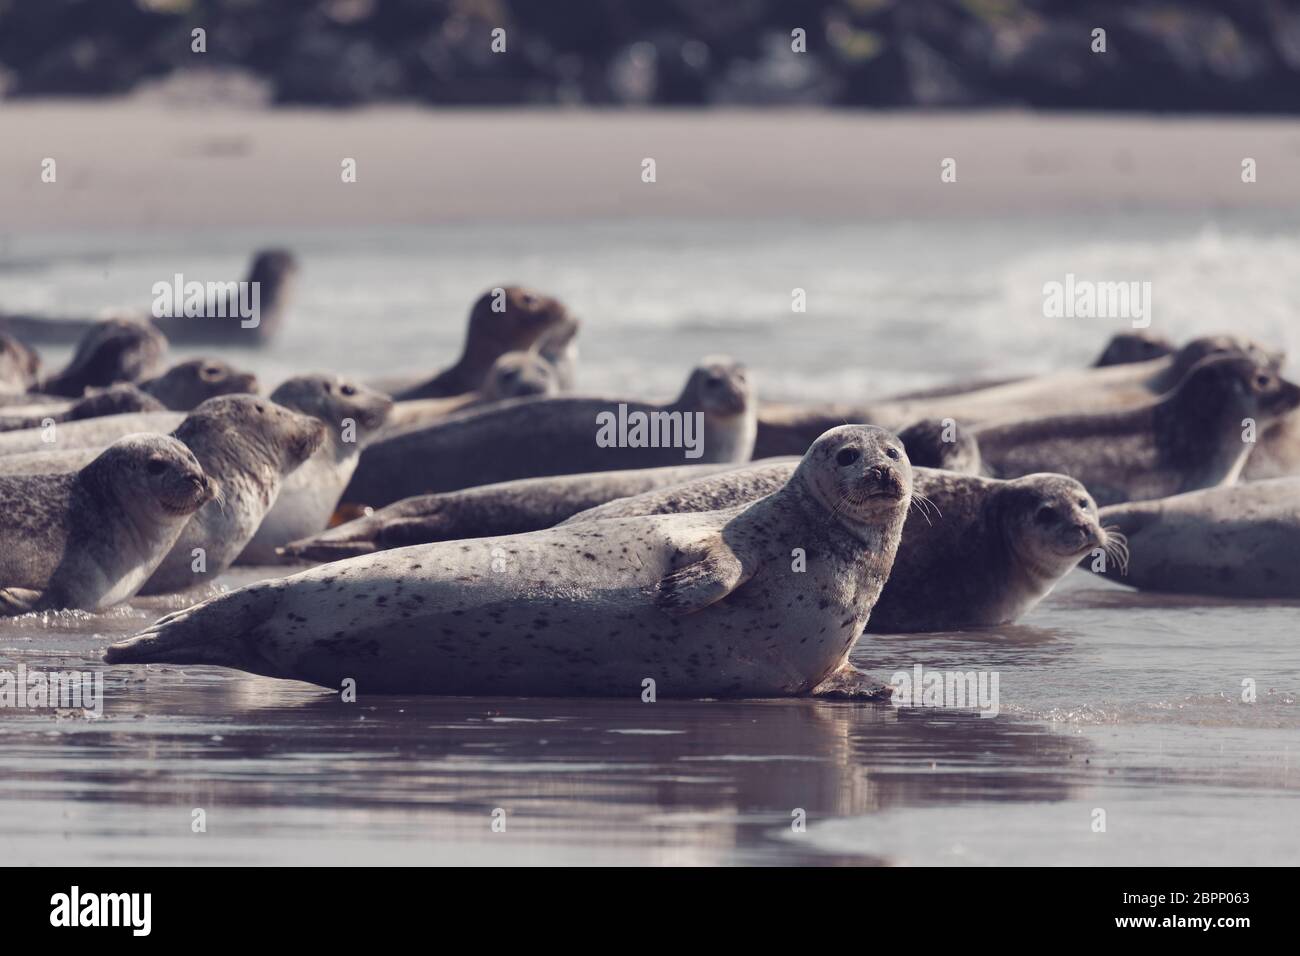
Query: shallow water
1,215,1298,864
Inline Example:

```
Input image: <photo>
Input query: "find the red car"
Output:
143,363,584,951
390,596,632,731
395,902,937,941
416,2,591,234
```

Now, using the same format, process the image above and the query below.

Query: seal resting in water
344,356,758,508
1096,479,1300,598
386,286,579,400
972,355,1300,505
0,434,212,614
106,425,913,699
566,460,1112,632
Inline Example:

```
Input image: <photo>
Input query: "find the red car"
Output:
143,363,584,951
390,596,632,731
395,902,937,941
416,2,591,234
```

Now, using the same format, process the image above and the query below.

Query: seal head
41,318,168,397
142,359,260,410
1093,331,1175,367
0,333,42,394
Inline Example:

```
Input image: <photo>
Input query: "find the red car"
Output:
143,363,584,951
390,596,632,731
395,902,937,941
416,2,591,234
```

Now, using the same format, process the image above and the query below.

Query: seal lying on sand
345,357,757,507
235,375,393,565
1096,479,1300,598
282,461,760,560
106,426,912,698
753,334,1282,457
138,396,327,594
390,287,579,400
0,435,212,614
139,358,260,410
973,355,1300,505
0,384,165,431
383,350,561,432
0,333,42,394
286,417,975,559
38,319,168,398
566,462,1113,632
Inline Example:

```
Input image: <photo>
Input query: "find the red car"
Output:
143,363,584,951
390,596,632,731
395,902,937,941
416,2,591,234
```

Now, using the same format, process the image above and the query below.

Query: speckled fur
106,426,912,698
345,358,758,507
284,460,762,560
752,335,1281,458
974,355,1300,505
1098,479,1300,597
139,395,327,594
567,464,1109,632
236,374,393,564
0,434,209,612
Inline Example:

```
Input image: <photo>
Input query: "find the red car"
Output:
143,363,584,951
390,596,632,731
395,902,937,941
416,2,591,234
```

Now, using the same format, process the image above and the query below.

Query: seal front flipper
809,663,893,700
653,540,753,616
0,588,44,616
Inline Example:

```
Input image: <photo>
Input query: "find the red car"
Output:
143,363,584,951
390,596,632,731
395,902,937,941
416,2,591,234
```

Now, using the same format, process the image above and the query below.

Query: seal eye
885,447,901,461
201,365,223,380
1255,374,1273,389
1035,505,1059,525
836,448,861,467
1078,498,1089,510
341,384,357,397
146,459,168,476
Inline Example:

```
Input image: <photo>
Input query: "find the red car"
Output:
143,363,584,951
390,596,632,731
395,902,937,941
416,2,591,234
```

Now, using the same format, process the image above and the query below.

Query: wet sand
1,568,1295,866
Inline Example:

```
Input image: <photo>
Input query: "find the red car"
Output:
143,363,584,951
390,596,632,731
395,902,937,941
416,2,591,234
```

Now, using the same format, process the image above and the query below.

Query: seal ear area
653,538,753,617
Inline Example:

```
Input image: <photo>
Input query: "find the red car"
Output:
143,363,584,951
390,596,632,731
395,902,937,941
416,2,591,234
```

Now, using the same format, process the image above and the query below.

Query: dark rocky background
0,0,1297,111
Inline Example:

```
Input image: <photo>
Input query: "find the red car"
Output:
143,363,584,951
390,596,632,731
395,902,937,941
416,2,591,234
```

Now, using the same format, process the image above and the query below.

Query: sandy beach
1,103,1299,232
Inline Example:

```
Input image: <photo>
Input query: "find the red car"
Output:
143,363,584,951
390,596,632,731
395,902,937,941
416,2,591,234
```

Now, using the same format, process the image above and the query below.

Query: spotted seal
0,434,212,614
344,357,757,508
106,425,912,698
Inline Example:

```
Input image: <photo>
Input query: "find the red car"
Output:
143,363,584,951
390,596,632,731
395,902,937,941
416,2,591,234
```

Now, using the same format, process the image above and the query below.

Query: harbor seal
753,334,1283,457
973,355,1300,505
1096,479,1300,598
1092,331,1175,367
0,434,212,614
344,357,757,508
150,249,299,345
235,374,394,565
392,287,579,400
138,395,327,594
105,425,912,698
0,384,165,432
895,418,982,473
0,333,41,394
139,358,260,410
38,319,168,398
566,463,1113,632
383,349,561,431
281,461,760,560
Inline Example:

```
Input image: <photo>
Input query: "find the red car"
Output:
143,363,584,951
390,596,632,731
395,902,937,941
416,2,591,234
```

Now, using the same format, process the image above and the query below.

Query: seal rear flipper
0,588,44,616
278,537,377,561
653,542,751,616
810,663,893,700
103,579,286,672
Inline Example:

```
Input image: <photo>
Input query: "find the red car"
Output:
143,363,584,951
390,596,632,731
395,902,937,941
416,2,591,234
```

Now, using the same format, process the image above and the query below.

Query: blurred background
2,0,1299,111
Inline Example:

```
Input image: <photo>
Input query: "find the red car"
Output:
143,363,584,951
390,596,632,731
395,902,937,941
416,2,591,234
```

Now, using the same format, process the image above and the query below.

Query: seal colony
0,270,1293,701
107,426,913,698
